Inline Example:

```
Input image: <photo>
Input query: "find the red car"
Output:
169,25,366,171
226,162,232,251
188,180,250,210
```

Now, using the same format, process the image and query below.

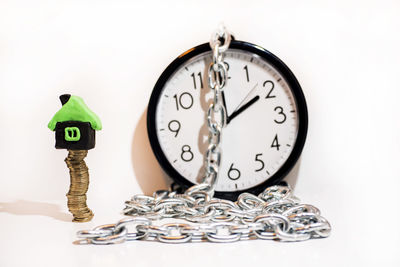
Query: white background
1,0,399,266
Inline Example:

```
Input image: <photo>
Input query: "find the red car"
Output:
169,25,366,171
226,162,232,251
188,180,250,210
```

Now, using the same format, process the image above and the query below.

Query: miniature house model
48,94,102,150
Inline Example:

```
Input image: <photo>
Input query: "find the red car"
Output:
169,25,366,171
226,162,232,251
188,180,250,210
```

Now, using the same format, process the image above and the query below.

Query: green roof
48,95,102,131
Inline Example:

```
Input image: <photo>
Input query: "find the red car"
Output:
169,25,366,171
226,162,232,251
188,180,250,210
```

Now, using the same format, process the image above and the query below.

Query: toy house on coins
48,94,102,150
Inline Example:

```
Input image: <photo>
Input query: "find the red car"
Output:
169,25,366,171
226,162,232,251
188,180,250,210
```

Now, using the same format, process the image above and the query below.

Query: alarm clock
147,40,308,200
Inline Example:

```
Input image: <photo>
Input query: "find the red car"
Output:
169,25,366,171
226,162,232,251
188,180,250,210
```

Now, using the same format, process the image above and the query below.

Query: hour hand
227,95,260,124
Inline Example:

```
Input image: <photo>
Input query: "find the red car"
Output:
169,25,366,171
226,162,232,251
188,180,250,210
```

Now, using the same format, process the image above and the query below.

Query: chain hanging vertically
202,25,231,192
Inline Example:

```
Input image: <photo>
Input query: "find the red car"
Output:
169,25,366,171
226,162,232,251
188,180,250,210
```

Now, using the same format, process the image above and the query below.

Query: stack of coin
65,150,93,222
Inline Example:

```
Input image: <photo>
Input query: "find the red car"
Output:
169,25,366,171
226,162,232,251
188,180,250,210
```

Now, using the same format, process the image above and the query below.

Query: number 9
168,120,181,137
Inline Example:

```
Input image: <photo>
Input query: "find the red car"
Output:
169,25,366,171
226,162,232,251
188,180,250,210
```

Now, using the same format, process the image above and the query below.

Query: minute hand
227,95,260,124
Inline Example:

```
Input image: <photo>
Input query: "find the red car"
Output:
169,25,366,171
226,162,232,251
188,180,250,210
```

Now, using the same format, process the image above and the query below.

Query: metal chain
77,185,331,244
76,26,331,244
202,25,230,192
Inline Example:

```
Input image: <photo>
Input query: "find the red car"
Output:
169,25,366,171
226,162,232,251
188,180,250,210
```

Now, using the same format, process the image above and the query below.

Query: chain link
76,25,331,244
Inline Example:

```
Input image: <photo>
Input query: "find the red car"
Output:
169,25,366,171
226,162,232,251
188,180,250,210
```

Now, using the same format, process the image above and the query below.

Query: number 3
274,106,286,124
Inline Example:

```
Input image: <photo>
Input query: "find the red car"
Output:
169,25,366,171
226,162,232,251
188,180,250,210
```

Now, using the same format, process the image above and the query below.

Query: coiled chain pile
77,185,331,244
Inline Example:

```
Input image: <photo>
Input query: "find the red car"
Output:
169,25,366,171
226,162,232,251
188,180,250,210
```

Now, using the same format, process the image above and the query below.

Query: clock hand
231,83,258,113
227,83,259,124
221,91,229,116
227,95,260,124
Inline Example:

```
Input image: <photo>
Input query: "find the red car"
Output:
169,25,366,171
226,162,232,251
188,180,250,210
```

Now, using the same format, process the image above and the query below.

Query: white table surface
1,0,399,266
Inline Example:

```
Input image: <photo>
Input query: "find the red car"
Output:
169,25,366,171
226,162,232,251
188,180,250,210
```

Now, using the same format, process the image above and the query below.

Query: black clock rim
147,40,308,200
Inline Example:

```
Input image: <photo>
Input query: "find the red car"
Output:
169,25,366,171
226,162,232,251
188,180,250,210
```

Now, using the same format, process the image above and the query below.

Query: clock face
148,41,307,196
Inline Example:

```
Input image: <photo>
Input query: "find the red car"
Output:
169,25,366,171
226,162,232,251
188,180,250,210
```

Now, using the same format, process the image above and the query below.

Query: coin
65,150,94,222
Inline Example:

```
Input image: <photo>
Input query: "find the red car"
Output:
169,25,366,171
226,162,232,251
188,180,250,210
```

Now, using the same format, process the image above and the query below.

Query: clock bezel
147,40,308,200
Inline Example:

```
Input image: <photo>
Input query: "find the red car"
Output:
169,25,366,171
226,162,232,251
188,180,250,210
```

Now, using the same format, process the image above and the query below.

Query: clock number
243,65,250,82
168,120,181,137
271,134,281,151
224,62,231,79
224,62,230,71
228,163,241,180
255,153,265,172
173,92,193,110
191,72,203,89
274,106,286,124
263,80,276,99
181,145,194,162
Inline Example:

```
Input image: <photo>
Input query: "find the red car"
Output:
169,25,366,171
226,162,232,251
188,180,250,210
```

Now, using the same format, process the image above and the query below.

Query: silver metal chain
202,25,230,192
78,185,331,244
77,26,331,244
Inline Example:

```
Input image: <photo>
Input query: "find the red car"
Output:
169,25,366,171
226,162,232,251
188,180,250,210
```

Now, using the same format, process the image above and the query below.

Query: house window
65,127,81,141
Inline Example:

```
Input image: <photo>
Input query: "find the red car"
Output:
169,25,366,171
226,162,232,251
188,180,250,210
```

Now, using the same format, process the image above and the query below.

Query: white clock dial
155,49,299,192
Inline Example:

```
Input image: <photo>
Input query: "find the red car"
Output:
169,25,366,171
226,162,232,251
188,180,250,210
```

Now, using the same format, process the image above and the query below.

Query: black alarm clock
147,40,308,200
